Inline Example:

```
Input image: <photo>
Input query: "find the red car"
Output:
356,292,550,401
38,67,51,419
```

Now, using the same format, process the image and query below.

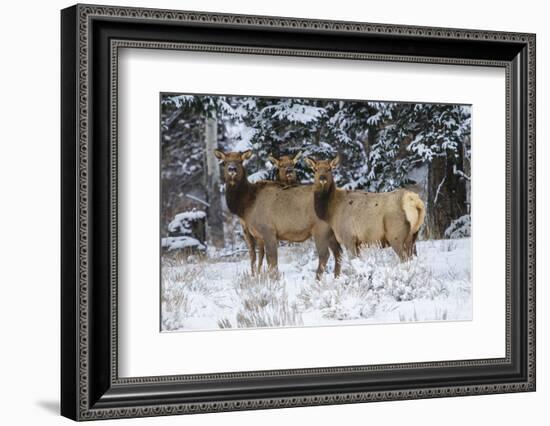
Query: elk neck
224,175,257,218
313,181,335,221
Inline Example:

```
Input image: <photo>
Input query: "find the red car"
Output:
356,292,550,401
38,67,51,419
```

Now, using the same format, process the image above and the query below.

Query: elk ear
213,149,226,162
305,157,317,170
268,155,279,167
241,150,253,161
330,155,341,169
292,151,302,164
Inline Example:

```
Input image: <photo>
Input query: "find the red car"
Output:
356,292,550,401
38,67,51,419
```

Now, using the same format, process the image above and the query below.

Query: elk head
268,152,301,185
214,149,253,186
306,155,340,194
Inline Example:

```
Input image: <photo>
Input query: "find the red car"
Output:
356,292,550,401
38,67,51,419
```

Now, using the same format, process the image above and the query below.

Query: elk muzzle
227,164,237,177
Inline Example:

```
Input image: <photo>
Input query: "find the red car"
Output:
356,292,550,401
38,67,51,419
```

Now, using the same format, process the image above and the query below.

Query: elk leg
389,240,406,261
313,237,330,280
403,223,421,260
242,228,257,275
257,242,265,272
387,224,412,261
355,240,362,257
262,233,279,278
404,240,413,259
346,237,359,258
411,231,419,257
389,233,410,261
403,234,415,259
328,234,342,278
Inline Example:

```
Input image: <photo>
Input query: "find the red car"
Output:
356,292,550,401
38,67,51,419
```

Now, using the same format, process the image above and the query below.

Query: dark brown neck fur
225,175,260,218
313,182,335,221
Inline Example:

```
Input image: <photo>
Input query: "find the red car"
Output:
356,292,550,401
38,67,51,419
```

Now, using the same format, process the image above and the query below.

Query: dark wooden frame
61,3,536,421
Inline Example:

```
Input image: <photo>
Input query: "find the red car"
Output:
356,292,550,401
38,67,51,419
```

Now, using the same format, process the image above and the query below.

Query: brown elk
268,152,302,185
306,156,425,260
214,149,341,279
250,152,302,269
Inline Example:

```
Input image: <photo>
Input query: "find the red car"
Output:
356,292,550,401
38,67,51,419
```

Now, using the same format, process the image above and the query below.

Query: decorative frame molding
61,3,536,421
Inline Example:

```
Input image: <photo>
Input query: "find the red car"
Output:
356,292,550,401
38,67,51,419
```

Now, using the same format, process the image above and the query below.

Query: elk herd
213,149,425,279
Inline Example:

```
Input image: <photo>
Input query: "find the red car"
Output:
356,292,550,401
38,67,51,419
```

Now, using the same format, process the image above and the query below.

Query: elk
214,149,341,279
306,156,425,260
251,150,302,270
268,152,302,185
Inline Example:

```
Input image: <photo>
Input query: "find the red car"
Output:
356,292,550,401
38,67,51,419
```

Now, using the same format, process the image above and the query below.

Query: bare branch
185,194,210,207
434,176,446,205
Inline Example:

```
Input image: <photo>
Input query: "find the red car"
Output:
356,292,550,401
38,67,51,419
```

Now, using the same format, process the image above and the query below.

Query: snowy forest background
160,93,472,332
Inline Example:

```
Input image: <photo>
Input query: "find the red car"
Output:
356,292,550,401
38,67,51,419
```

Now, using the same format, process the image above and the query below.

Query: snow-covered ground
161,238,472,332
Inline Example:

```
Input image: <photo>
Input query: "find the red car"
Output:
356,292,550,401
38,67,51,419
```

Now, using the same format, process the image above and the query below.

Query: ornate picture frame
61,4,535,421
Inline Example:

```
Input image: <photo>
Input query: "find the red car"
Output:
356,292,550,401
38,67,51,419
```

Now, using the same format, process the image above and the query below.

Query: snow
445,215,471,239
225,121,257,151
247,170,270,183
408,133,437,161
262,102,325,124
161,236,206,251
161,238,472,332
407,163,429,185
163,94,195,108
168,209,206,234
173,210,206,222
366,111,382,125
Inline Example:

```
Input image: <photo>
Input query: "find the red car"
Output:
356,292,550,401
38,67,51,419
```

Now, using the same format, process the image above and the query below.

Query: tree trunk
427,150,468,239
463,135,471,214
204,115,224,248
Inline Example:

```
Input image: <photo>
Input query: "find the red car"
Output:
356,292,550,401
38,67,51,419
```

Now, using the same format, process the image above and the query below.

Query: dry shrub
298,246,448,321
222,272,303,328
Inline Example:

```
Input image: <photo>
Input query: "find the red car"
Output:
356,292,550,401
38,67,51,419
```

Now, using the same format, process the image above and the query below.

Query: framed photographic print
61,4,536,421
